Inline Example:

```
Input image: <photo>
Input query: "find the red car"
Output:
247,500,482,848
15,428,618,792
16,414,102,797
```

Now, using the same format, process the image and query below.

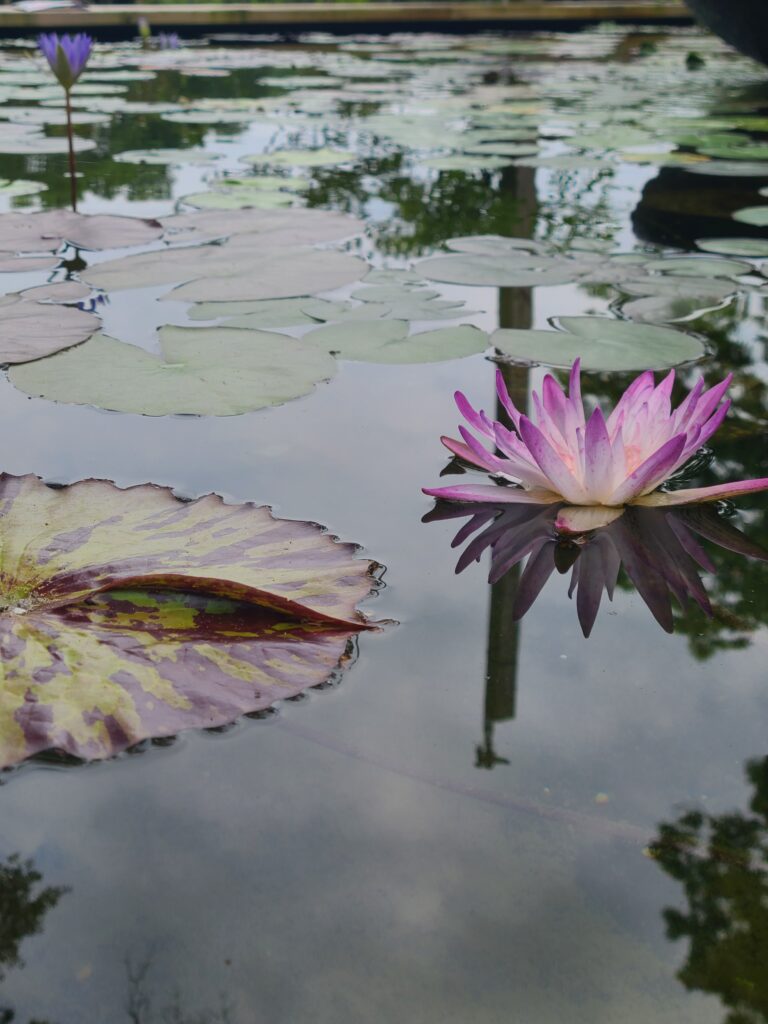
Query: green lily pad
417,251,573,287
179,190,297,210
685,161,768,177
732,206,768,227
0,178,46,197
243,148,355,168
10,327,337,416
304,319,487,363
422,154,510,172
0,210,163,255
695,237,768,257
491,316,705,372
640,256,752,277
114,148,220,165
621,292,731,324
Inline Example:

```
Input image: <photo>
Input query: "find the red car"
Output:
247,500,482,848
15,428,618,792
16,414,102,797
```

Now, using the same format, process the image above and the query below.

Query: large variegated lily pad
10,327,337,416
492,316,705,372
0,474,377,768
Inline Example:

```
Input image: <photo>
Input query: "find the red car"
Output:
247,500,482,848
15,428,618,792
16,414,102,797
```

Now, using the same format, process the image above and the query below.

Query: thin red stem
65,88,77,213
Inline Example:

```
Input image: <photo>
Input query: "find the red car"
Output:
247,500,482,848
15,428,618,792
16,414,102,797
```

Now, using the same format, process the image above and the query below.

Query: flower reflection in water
424,501,768,637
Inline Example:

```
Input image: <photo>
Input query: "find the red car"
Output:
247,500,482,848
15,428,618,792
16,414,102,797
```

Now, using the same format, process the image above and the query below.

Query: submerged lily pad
0,473,377,767
304,320,487,363
492,316,705,371
0,178,47,197
10,327,337,415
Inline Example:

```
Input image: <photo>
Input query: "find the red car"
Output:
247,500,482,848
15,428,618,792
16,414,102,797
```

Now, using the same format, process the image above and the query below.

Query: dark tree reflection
650,757,768,1024
0,853,66,1024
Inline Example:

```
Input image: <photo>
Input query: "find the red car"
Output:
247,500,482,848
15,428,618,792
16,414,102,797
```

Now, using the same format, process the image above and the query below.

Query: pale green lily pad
463,142,538,158
0,134,96,155
695,237,768,257
641,256,752,277
492,316,705,372
698,143,768,160
685,160,768,177
446,235,548,256
422,154,509,172
299,299,391,322
161,110,265,124
732,206,768,227
417,252,573,287
243,149,355,168
304,319,487,363
179,190,297,210
114,148,220,165
512,154,611,170
10,327,337,416
621,293,731,324
0,178,46,197
189,297,320,325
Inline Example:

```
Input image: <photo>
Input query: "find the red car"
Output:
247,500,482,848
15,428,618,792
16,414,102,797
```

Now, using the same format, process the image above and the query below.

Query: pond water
1,22,768,1024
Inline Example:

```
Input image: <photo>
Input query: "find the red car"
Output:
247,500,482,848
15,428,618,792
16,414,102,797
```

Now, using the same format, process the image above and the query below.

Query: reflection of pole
476,166,536,770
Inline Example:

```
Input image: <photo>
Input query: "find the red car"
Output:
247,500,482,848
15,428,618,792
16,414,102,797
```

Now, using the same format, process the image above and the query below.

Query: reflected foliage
651,756,768,1024
425,500,768,638
0,855,66,982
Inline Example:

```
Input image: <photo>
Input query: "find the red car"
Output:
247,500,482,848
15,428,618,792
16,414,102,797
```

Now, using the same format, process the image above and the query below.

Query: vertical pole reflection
476,166,536,770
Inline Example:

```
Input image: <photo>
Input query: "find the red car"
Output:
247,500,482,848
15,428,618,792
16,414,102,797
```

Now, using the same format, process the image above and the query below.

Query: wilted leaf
0,474,378,767
10,326,337,416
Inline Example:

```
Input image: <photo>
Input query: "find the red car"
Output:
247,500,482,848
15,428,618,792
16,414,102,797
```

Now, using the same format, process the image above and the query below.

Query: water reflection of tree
650,756,768,1024
0,853,66,1024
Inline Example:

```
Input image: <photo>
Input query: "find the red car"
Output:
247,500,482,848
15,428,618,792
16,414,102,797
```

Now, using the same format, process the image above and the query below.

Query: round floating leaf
0,473,378,767
0,294,98,364
492,316,705,371
685,160,768,177
189,297,321,326
19,281,90,302
243,148,355,168
695,237,768,257
446,235,549,256
0,210,163,255
640,255,752,278
0,256,59,273
10,327,337,416
0,178,47,197
620,292,731,324
160,207,364,245
417,251,573,287
732,206,768,227
422,154,509,172
304,319,487,363
179,190,296,210
114,148,221,165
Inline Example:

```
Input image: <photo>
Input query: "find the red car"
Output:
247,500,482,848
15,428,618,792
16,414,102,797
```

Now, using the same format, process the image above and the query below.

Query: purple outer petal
423,484,562,504
633,477,768,507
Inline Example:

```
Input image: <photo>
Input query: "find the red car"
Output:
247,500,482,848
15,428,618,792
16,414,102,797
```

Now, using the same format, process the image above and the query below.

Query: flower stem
64,87,77,213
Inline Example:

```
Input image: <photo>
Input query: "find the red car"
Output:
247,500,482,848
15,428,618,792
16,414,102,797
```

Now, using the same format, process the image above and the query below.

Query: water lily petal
423,484,562,504
633,477,768,507
518,416,588,504
608,434,687,505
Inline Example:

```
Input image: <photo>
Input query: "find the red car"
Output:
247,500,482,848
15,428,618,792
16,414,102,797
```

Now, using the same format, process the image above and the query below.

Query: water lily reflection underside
424,361,768,533
425,501,768,637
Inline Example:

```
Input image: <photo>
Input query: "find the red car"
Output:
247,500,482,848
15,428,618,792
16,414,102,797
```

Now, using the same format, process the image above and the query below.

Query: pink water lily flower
424,360,768,533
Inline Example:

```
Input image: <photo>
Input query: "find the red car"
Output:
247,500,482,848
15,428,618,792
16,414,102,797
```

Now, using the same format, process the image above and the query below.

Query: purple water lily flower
38,32,92,90
156,32,181,50
424,360,768,531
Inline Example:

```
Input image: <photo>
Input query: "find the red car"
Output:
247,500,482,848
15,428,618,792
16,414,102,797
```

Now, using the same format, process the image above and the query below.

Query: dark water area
1,24,768,1023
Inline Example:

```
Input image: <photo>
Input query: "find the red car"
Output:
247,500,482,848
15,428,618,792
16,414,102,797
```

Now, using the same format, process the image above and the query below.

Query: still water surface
1,23,768,1023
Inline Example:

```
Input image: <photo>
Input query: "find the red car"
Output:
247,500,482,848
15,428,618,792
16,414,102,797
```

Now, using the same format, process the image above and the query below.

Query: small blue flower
37,33,92,90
